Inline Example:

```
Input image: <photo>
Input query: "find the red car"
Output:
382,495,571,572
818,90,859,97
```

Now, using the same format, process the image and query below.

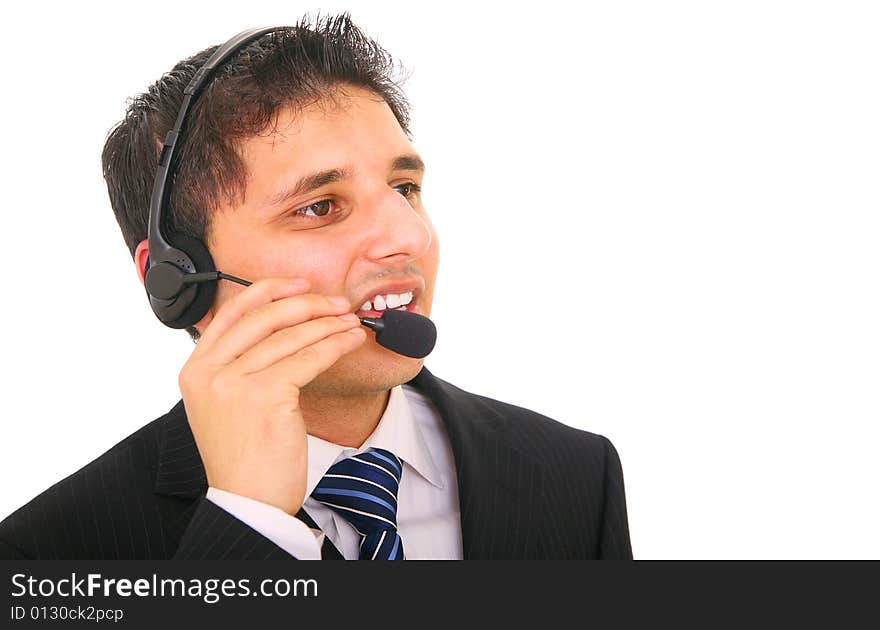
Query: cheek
259,240,351,291
424,228,440,278
413,209,439,264
418,234,440,315
429,230,440,265
211,223,351,290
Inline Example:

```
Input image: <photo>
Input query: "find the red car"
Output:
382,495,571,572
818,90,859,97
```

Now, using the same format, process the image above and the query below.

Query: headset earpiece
145,233,217,329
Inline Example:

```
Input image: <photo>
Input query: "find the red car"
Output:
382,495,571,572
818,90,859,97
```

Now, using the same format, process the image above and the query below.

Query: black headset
144,26,286,329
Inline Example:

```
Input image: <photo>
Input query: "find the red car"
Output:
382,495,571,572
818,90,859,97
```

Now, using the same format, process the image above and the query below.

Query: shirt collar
305,385,445,496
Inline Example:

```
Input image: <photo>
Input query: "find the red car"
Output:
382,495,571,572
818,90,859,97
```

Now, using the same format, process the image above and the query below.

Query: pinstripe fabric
0,367,631,560
407,369,632,560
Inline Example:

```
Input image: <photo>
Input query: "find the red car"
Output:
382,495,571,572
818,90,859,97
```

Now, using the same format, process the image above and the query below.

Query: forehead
237,86,412,175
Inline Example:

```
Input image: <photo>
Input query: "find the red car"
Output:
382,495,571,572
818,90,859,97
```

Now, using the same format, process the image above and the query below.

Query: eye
284,198,346,227
393,182,422,199
295,199,333,218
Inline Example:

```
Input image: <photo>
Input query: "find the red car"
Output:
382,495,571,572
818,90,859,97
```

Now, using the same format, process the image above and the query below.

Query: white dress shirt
207,384,463,560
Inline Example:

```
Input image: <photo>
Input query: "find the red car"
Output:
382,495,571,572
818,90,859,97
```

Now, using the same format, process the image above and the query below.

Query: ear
135,239,150,286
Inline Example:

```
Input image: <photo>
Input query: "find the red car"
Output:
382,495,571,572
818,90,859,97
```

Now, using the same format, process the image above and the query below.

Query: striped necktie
311,448,405,560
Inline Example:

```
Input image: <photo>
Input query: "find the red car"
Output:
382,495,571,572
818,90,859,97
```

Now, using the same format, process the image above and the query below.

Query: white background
1,1,877,559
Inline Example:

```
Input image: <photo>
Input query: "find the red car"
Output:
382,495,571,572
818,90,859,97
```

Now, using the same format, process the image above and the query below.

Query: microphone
359,310,437,358
156,268,437,358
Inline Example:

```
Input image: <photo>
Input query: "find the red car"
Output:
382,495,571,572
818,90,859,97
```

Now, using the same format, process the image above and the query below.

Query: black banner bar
1,561,876,626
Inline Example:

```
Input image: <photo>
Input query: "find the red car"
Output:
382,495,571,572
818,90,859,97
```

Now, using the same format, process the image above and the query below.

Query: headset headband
147,26,283,267
144,26,286,328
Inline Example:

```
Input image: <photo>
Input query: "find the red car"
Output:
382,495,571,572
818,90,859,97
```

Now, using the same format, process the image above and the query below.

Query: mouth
354,286,422,318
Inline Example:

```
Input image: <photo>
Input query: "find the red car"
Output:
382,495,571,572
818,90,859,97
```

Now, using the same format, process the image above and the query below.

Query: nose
362,186,433,264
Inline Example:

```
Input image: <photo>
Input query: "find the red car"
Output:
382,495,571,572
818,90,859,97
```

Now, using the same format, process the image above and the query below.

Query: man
0,15,631,560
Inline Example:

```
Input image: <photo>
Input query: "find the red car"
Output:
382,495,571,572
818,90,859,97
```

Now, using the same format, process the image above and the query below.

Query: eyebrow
391,153,426,173
268,167,351,208
267,153,426,208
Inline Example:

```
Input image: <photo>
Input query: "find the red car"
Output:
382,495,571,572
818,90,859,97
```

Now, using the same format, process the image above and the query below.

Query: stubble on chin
300,350,425,399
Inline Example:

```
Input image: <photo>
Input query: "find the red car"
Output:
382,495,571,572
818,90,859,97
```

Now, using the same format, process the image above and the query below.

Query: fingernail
339,313,359,322
348,326,365,334
288,279,308,290
329,296,350,308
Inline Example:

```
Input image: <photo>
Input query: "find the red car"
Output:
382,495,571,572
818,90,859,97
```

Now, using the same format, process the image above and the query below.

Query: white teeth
362,291,415,312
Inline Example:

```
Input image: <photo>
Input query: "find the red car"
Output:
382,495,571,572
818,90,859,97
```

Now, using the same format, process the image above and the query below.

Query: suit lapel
153,401,207,500
153,367,542,560
150,401,209,551
153,401,344,560
407,367,545,559
295,509,344,560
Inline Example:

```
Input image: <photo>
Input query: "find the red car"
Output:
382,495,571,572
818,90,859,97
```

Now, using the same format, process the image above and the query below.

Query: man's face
201,86,439,396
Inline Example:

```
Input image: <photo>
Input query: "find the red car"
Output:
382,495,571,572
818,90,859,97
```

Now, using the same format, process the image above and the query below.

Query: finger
235,313,362,374
208,293,354,366
192,278,310,359
253,327,367,390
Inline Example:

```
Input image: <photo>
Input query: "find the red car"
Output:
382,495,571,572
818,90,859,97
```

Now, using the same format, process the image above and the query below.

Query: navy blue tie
311,448,405,560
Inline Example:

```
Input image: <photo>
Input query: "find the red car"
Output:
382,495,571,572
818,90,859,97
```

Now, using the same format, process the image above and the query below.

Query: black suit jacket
0,367,632,559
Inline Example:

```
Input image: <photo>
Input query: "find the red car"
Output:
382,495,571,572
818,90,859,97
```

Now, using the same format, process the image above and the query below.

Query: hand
177,278,366,515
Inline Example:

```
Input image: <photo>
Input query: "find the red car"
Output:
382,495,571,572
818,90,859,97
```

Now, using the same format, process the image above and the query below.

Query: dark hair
101,13,411,342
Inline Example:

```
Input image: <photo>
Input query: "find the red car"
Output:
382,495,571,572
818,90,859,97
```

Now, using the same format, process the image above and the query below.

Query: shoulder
409,369,629,554
407,368,621,470
0,401,184,559
461,380,618,465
